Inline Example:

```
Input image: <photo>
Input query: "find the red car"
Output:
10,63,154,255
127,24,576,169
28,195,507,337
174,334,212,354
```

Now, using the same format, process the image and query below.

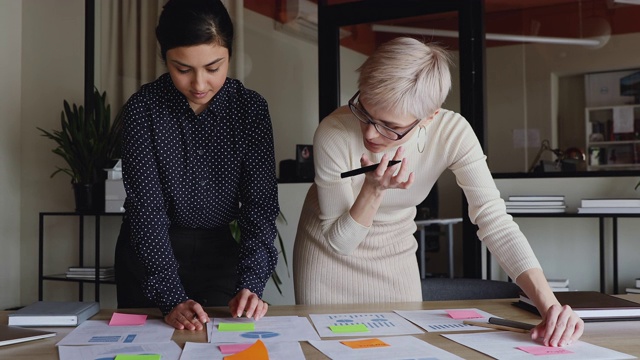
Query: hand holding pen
343,147,414,191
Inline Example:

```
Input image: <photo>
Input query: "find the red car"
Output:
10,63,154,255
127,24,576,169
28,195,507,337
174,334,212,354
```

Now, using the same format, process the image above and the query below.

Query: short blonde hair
357,37,452,119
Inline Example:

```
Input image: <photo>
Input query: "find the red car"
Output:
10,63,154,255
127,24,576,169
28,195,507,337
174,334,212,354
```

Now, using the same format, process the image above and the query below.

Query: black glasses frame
348,91,421,141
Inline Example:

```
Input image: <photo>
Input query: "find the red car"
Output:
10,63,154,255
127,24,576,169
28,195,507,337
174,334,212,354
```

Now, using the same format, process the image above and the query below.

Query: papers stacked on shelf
578,198,640,214
65,266,115,280
504,195,566,214
626,277,640,294
547,278,570,292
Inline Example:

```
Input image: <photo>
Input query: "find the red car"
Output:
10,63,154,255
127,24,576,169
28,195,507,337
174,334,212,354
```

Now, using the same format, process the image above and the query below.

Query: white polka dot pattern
121,73,279,314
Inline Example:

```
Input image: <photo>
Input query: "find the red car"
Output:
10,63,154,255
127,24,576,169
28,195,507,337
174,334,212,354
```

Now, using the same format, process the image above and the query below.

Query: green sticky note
218,322,256,331
329,324,369,333
114,355,161,360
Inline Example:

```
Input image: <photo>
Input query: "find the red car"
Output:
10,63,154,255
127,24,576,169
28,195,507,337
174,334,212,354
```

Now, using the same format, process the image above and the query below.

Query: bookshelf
585,104,640,171
503,213,640,294
38,212,123,302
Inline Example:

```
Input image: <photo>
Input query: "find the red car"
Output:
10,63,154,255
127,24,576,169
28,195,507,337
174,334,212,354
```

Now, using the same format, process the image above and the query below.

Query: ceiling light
372,24,602,47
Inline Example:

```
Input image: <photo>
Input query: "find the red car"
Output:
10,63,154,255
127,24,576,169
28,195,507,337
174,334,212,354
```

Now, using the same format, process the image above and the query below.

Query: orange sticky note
223,339,269,360
517,345,573,355
109,312,147,326
340,338,390,349
445,309,483,320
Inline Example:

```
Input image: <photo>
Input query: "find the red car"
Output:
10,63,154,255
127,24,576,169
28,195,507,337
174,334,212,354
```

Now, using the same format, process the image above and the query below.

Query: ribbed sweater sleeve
312,109,371,254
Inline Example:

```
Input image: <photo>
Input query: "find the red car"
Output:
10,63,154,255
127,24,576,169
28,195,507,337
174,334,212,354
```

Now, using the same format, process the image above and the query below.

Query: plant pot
72,182,104,213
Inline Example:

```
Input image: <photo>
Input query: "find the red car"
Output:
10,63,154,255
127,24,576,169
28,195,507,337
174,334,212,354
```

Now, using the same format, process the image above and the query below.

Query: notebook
0,325,56,347
7,301,100,327
514,291,640,322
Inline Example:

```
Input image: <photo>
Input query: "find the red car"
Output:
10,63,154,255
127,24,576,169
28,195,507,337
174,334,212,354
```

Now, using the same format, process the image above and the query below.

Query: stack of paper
547,278,570,292
504,195,566,214
626,278,640,294
578,198,640,214
65,266,115,280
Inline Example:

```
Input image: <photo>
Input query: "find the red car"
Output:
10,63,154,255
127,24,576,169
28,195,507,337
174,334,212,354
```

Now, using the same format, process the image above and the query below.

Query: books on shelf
546,278,569,288
577,207,640,214
7,301,100,327
507,207,566,214
581,198,640,208
508,195,565,202
578,198,640,214
504,200,565,207
514,291,640,321
625,287,640,294
65,266,114,280
505,195,566,214
637,278,640,288
0,325,56,347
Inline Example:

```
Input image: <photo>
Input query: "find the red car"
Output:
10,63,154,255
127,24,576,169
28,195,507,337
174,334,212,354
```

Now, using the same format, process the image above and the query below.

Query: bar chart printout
309,312,424,337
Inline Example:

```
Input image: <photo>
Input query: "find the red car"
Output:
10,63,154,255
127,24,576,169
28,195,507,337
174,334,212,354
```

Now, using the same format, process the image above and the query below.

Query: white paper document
613,106,634,133
180,340,305,360
309,335,464,360
394,308,498,332
209,316,320,343
58,341,182,360
309,312,424,338
56,319,175,346
443,331,636,360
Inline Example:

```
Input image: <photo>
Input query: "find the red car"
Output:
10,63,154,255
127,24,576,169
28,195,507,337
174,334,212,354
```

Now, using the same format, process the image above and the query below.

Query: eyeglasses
348,91,421,141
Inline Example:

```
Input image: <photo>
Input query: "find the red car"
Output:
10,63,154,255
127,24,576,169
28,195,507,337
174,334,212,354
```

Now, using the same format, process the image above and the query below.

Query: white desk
415,218,463,279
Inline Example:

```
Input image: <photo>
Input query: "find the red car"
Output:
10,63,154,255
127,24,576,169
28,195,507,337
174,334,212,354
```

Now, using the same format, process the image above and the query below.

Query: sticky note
109,312,148,326
517,345,573,355
219,343,253,354
445,309,484,320
218,322,256,332
223,339,269,360
329,324,369,333
114,355,160,360
341,338,390,349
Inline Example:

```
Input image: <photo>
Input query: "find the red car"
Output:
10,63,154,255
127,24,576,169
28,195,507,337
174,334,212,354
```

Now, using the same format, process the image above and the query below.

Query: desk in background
2,296,640,359
415,218,463,279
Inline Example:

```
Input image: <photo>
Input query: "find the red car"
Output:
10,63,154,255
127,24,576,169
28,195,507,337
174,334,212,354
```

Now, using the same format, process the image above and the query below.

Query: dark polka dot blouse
121,73,280,314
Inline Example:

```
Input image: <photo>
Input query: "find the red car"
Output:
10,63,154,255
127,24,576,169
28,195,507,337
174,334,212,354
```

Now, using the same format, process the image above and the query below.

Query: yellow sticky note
218,322,255,332
341,338,390,349
329,324,369,333
223,339,269,360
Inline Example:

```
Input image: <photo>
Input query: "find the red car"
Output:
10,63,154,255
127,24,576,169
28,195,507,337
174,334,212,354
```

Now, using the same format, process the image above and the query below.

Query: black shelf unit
503,213,640,294
38,211,123,302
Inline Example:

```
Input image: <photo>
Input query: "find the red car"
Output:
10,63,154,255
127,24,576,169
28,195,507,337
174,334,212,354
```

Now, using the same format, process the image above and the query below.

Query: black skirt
114,218,239,310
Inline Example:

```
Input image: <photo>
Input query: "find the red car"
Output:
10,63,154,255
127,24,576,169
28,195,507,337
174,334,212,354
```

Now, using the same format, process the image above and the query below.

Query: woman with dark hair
114,0,279,331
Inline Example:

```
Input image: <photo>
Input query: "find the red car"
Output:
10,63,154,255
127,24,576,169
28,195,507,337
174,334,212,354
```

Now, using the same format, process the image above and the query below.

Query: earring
417,126,426,153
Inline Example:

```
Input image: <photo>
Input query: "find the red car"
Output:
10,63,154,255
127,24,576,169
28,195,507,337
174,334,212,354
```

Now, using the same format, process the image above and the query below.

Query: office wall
0,1,23,310
486,33,640,173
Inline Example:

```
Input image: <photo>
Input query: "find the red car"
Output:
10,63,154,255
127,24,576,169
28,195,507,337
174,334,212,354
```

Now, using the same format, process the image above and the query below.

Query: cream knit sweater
293,106,541,305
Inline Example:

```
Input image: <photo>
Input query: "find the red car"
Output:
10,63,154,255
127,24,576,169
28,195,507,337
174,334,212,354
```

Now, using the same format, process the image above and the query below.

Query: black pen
340,160,401,178
488,317,535,331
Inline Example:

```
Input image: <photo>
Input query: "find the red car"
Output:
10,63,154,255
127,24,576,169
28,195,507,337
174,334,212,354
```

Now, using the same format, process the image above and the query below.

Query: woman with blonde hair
293,37,583,347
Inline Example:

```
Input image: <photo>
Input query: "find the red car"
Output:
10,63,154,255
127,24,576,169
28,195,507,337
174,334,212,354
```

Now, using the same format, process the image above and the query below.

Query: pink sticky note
445,309,484,319
109,312,148,326
517,345,574,355
219,343,253,354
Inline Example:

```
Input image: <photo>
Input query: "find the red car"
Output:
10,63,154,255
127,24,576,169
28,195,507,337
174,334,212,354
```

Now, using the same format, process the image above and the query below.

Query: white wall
0,0,23,310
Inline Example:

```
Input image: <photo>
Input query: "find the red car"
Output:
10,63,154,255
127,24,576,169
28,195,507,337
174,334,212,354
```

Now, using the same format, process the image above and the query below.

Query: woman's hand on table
164,299,209,330
531,304,584,347
229,288,268,320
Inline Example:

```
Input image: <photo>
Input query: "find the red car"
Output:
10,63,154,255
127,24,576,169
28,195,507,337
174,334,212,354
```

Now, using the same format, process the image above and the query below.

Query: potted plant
37,89,122,212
